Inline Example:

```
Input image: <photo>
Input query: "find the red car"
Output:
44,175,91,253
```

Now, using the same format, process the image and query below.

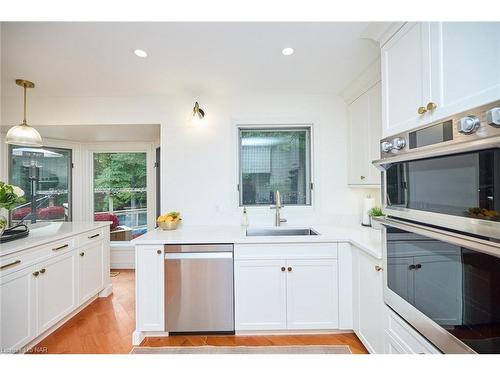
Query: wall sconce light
193,102,205,120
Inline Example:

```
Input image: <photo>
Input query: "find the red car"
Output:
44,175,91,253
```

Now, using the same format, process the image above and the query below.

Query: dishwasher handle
164,252,233,260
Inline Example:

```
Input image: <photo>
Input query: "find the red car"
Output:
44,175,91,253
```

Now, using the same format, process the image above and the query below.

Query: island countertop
0,221,111,257
132,224,382,259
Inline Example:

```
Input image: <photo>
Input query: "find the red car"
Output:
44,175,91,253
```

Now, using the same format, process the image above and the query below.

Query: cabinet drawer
386,308,440,354
234,243,338,260
0,237,76,277
77,228,105,248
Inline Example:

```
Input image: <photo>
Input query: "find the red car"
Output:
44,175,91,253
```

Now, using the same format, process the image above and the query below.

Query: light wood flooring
31,269,368,354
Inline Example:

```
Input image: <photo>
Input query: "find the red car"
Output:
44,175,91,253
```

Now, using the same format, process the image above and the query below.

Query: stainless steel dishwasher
164,244,234,334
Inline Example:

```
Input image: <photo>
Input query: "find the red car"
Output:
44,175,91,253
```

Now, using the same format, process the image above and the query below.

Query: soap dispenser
241,207,249,227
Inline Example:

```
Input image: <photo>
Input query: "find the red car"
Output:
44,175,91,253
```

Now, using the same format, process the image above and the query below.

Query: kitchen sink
245,228,319,237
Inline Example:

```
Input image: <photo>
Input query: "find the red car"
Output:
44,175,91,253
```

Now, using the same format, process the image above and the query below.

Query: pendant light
5,79,43,147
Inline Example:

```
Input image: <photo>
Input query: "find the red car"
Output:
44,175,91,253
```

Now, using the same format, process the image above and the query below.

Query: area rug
110,271,120,277
130,345,351,354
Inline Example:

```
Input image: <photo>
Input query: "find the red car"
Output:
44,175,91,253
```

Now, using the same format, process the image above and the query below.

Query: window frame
237,125,313,207
8,144,73,223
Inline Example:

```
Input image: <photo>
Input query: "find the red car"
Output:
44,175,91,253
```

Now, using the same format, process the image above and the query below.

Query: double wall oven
373,101,500,354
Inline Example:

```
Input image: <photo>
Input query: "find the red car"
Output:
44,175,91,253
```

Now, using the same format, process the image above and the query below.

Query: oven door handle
374,216,500,258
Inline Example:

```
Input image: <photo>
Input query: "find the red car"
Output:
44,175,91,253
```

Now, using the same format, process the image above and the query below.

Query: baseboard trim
98,283,113,298
132,330,170,345
235,329,353,336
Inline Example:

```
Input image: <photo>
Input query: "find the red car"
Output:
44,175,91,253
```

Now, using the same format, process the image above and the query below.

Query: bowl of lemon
157,211,181,230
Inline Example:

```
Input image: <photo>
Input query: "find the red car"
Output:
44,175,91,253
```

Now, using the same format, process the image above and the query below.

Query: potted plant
368,206,384,230
0,181,26,236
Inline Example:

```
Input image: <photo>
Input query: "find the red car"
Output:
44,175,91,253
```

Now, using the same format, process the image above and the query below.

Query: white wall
1,92,376,227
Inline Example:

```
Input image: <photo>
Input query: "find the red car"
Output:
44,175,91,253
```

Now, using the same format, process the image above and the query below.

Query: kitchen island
132,224,381,345
0,222,111,352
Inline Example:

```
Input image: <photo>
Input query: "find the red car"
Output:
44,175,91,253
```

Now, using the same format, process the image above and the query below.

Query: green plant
0,181,25,211
368,206,384,217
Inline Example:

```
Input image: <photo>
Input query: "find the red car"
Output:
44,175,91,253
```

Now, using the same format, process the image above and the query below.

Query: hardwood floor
31,269,368,354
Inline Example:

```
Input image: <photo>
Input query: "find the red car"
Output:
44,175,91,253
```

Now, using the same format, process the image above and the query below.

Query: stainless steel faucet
270,190,287,227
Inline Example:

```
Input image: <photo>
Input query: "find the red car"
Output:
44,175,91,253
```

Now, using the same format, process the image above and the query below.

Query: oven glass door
385,149,500,221
387,226,500,353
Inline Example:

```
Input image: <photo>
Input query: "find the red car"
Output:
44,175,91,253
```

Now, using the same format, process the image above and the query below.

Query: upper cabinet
347,81,382,186
381,22,500,137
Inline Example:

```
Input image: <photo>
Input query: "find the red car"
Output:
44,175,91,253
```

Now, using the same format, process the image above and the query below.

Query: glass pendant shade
5,79,43,147
6,123,43,147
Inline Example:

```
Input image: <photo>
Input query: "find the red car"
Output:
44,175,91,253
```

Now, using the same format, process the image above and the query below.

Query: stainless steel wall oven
374,101,500,353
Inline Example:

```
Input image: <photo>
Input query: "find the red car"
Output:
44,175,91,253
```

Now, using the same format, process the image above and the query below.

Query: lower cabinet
36,251,78,334
0,265,37,351
352,245,385,353
78,242,104,304
234,257,338,331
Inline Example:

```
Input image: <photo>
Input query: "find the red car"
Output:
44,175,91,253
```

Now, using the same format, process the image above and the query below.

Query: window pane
93,153,148,241
9,146,72,223
239,128,311,206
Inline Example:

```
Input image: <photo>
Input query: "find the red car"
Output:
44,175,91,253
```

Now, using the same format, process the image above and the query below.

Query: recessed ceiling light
281,47,294,56
134,49,148,58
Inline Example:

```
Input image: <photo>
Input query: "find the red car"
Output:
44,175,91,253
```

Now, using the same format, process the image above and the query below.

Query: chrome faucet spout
270,190,287,227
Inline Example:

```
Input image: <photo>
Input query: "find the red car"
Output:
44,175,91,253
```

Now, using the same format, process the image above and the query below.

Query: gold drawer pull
375,265,383,272
80,252,85,257
426,102,437,111
52,244,69,251
88,234,100,239
1,260,21,270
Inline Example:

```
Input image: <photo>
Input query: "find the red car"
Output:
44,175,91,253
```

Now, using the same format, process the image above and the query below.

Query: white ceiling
1,22,381,98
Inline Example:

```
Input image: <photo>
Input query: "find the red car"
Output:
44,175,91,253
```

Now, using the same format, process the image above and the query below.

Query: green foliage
368,206,384,217
0,181,26,210
93,153,147,212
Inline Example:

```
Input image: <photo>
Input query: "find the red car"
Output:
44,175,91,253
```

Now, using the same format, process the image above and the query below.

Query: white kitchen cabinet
381,22,432,136
347,82,382,186
384,307,440,354
352,245,385,353
135,245,165,332
286,259,338,329
234,259,287,330
36,250,78,334
381,22,500,137
234,247,338,331
429,22,500,121
0,265,37,351
78,242,104,304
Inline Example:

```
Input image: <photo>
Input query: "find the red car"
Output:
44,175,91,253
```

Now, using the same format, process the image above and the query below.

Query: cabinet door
36,251,78,335
0,266,37,352
367,82,382,184
286,259,338,329
353,249,385,353
78,242,104,304
381,22,432,136
234,259,287,330
430,22,500,121
136,246,164,331
347,91,370,185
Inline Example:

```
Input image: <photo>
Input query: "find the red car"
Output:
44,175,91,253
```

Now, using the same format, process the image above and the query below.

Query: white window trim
233,122,315,210
84,141,157,235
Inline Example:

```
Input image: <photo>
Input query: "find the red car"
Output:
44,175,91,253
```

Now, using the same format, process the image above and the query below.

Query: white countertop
0,222,110,257
132,224,382,259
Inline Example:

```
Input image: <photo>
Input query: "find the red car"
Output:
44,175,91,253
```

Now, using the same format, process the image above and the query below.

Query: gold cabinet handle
40,268,46,274
52,244,69,251
281,266,286,272
375,265,383,272
33,271,40,277
1,260,21,270
80,252,85,257
157,250,162,255
88,234,100,239
426,102,437,111
287,267,292,272
417,106,427,115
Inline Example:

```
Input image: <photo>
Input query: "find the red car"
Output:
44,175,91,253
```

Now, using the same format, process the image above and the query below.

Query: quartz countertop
0,221,111,257
132,224,382,259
